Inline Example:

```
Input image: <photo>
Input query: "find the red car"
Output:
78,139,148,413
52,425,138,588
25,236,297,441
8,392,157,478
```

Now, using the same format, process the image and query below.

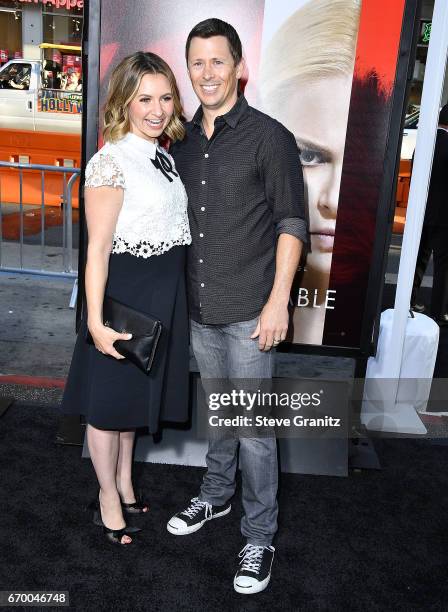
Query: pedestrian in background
411,103,448,325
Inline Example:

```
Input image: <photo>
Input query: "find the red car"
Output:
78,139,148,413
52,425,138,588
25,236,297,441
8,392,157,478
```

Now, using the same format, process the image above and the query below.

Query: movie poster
95,0,407,352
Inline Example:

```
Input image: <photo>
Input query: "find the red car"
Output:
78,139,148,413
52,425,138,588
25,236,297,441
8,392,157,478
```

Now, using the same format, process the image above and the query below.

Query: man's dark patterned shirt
171,94,309,325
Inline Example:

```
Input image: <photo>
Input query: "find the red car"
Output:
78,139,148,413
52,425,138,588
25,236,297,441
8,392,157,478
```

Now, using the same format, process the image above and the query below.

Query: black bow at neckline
151,149,178,182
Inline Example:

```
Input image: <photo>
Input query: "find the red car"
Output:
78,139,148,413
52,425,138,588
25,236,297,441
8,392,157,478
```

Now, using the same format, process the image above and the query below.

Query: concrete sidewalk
0,241,78,274
0,271,77,379
0,271,76,404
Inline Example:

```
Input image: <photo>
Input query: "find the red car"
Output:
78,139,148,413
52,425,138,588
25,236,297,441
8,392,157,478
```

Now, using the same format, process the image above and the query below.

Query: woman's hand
88,322,132,360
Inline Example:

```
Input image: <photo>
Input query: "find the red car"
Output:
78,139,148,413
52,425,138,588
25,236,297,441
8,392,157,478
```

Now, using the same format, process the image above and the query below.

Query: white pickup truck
0,56,81,135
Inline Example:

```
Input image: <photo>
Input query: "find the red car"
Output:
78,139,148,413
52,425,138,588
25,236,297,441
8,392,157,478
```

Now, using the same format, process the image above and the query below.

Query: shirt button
201,180,206,185
200,283,205,288
201,206,205,211
199,259,203,263
204,153,209,158
199,233,204,238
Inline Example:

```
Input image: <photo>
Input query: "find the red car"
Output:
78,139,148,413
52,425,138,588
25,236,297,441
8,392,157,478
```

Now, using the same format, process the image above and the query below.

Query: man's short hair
439,104,448,125
185,18,242,66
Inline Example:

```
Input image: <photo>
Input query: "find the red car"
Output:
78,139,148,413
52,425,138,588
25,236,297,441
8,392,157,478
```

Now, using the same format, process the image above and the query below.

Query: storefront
407,17,431,116
0,1,23,62
41,0,83,47
0,0,83,64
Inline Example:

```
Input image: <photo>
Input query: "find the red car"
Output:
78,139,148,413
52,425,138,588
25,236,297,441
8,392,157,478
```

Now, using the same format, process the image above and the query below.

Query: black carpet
1,402,448,611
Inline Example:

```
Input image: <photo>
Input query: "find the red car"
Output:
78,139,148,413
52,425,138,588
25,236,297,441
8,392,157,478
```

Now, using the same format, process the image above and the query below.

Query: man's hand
250,233,302,351
250,300,289,351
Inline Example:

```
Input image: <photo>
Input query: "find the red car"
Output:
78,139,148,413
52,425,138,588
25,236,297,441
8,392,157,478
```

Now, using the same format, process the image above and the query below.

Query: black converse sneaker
167,497,231,535
234,544,275,594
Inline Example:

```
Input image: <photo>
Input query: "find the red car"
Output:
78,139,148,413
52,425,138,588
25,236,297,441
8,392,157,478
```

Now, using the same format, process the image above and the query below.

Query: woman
63,69,82,92
60,52,191,545
259,0,361,345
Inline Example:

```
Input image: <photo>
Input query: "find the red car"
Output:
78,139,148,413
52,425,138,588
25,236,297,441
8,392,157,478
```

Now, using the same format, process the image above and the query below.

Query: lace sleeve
84,152,126,189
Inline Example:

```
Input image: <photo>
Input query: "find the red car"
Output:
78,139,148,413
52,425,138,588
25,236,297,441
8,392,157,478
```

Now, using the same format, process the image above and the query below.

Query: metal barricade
0,161,80,278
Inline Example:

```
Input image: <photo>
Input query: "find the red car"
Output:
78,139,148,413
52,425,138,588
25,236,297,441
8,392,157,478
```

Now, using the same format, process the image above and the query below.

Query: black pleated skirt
59,246,189,432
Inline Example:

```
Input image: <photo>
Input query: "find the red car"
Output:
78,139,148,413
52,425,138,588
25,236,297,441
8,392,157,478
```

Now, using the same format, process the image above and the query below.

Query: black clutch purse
86,295,162,375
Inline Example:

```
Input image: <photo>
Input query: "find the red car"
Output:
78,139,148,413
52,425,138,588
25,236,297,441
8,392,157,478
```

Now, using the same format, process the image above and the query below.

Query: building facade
0,0,83,63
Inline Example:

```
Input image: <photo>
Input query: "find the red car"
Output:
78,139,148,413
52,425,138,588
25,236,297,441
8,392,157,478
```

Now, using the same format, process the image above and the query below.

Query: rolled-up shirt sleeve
261,124,310,246
276,216,309,244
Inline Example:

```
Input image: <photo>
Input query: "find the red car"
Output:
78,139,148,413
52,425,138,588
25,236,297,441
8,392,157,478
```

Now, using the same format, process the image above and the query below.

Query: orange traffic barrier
0,128,81,209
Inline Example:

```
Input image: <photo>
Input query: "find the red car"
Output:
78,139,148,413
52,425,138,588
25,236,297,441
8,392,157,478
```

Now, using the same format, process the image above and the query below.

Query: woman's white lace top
84,131,191,257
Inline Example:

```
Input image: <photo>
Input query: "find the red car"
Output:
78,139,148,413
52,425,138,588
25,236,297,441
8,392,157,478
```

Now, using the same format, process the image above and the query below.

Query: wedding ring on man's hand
273,339,281,345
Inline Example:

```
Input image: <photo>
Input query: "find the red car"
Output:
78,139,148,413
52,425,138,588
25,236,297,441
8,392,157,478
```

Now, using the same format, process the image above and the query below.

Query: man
411,104,448,325
168,18,308,594
8,65,30,90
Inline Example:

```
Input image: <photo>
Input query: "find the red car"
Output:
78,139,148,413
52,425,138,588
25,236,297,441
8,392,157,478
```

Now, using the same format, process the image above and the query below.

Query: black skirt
59,246,189,432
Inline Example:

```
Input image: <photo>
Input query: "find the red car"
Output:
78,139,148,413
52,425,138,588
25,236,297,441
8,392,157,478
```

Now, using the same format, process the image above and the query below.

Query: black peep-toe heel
120,489,150,515
103,524,135,545
86,497,141,539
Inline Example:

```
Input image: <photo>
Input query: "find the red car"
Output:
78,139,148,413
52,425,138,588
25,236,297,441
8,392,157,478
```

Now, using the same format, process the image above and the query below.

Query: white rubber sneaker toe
166,516,189,534
234,574,270,594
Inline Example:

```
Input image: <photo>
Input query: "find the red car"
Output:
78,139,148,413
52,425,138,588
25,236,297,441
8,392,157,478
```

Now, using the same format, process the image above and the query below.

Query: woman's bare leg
86,423,132,543
116,430,149,512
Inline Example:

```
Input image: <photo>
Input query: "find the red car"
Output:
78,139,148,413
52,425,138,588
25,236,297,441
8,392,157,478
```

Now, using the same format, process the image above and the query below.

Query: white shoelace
238,544,265,574
181,497,212,520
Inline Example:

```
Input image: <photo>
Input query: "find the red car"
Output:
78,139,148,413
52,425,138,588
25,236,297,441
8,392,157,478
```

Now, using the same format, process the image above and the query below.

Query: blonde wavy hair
103,51,185,143
259,0,361,108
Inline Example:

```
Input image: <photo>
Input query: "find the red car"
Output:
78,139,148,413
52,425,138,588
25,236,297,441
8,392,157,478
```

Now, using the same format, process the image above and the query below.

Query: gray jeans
191,317,278,546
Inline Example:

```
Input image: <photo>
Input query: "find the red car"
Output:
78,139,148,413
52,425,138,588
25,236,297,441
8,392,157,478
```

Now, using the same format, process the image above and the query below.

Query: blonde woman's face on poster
274,74,352,276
